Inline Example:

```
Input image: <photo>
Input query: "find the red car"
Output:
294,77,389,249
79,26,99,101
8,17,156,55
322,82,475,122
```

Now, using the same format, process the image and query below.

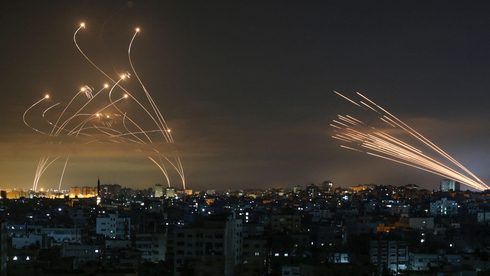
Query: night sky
1,1,490,191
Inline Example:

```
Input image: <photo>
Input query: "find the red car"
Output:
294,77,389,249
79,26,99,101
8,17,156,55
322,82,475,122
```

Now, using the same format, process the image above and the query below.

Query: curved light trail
23,23,186,192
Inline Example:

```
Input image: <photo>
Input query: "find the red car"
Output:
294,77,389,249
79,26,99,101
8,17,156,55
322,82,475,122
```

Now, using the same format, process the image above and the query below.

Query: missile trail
24,23,186,191
332,91,487,191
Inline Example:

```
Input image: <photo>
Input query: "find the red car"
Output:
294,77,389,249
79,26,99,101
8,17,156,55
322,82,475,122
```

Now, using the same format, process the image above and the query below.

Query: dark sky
1,1,490,191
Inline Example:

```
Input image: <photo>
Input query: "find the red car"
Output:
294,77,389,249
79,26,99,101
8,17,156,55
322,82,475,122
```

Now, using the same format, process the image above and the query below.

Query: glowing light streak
23,95,49,134
333,92,488,191
33,156,60,191
346,115,365,125
58,157,69,191
332,120,349,128
358,92,483,185
380,117,396,128
338,115,360,126
360,101,380,114
334,91,363,109
340,145,364,152
54,84,107,136
148,157,170,187
24,23,186,191
50,88,86,135
42,102,60,126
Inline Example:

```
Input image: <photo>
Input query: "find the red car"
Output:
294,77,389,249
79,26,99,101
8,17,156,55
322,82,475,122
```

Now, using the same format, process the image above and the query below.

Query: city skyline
2,1,490,191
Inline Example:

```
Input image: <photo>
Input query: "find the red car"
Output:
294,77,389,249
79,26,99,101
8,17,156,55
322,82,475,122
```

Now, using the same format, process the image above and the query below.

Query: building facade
440,179,460,192
96,213,130,239
371,240,408,273
154,184,164,198
171,217,242,276
430,198,458,216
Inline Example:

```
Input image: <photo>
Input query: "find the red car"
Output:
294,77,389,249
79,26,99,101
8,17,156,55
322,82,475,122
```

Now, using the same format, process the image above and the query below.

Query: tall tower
96,177,101,205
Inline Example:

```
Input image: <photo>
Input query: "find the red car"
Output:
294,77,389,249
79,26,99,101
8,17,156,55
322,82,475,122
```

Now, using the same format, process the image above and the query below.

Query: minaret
97,177,101,206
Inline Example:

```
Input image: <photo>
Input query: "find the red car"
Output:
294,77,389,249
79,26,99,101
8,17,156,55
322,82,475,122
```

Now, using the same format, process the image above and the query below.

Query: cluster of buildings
1,183,194,201
0,179,489,275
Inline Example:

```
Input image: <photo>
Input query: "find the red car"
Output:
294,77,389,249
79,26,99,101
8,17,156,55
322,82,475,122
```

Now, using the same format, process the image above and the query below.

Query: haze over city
2,1,490,191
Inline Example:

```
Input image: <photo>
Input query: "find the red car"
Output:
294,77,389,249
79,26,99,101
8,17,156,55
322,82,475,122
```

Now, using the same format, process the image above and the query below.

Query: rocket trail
358,92,484,185
23,95,50,134
332,91,488,191
148,157,170,187
59,156,69,191
32,156,60,191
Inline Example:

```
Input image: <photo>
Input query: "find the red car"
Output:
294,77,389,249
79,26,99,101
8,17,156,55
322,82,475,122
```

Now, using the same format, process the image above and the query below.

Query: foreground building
96,213,130,239
170,215,242,276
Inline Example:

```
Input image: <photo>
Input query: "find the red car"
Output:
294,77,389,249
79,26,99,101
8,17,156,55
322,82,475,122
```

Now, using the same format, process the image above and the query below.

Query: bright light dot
167,129,171,132
96,113,100,117
124,94,128,98
45,95,50,99
104,84,109,88
106,115,110,118
136,28,140,32
80,23,85,28
121,75,126,79
81,87,85,91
